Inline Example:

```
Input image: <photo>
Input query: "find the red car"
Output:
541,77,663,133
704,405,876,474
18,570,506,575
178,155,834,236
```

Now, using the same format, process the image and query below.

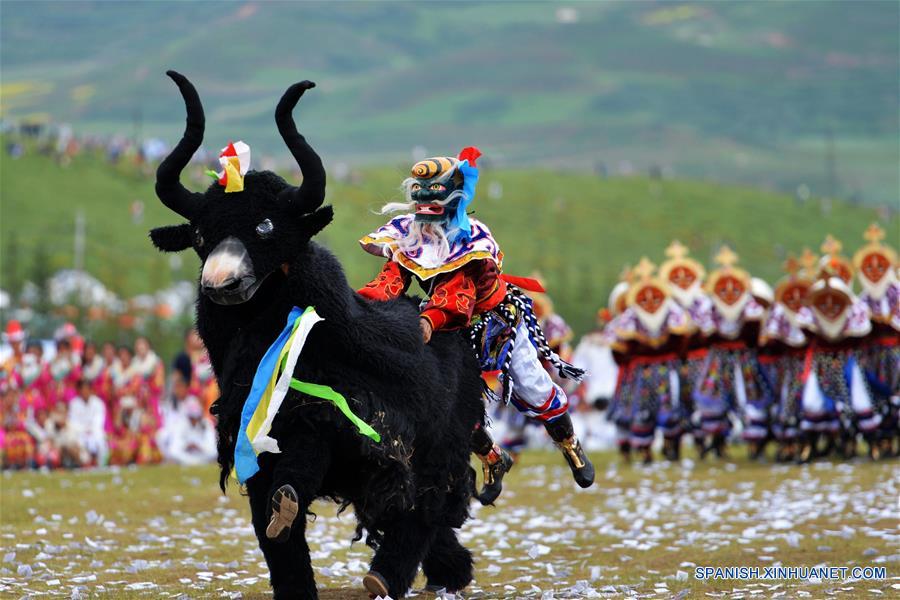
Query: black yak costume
149,71,485,599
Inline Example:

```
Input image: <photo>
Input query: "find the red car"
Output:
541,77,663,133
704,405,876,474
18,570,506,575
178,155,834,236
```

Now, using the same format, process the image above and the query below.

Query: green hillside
1,1,897,204
2,141,895,336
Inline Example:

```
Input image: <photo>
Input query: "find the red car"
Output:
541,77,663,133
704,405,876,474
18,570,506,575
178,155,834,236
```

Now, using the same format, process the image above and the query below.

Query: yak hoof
266,484,299,543
363,571,390,598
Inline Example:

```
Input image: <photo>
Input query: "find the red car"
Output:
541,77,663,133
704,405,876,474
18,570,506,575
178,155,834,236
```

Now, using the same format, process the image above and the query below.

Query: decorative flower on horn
215,141,251,193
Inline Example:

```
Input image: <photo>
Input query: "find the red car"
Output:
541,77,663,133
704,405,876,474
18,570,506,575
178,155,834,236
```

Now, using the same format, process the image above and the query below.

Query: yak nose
201,237,254,295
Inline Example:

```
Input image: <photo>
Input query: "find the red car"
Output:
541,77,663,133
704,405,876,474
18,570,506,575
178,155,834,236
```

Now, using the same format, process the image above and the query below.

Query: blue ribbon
450,159,479,244
234,306,304,485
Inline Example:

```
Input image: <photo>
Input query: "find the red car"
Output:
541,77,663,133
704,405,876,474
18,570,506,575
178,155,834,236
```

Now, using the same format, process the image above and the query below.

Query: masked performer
799,247,874,460
761,251,816,461
604,258,695,463
658,241,715,458
358,148,593,503
853,223,900,456
602,267,635,461
693,246,770,459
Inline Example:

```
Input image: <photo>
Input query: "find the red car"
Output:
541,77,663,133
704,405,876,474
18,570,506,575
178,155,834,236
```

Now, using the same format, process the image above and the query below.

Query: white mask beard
633,298,672,338
393,220,451,265
712,292,750,325
811,306,851,342
669,281,703,308
858,267,896,301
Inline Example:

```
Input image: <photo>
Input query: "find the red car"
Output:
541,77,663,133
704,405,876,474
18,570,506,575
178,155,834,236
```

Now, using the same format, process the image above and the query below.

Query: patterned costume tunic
859,283,900,407
604,302,694,448
671,293,715,442
359,215,576,421
693,298,771,438
360,216,507,330
761,303,810,443
799,299,877,434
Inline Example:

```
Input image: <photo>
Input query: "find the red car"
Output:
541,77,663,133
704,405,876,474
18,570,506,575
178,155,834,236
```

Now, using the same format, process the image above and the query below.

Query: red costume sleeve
358,261,411,301
420,264,482,331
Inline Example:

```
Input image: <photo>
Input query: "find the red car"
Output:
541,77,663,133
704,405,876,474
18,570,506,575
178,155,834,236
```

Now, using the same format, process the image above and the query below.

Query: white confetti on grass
1,456,895,598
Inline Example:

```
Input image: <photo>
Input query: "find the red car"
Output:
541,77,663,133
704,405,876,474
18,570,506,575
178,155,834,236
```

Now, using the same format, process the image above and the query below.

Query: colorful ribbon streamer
233,306,380,485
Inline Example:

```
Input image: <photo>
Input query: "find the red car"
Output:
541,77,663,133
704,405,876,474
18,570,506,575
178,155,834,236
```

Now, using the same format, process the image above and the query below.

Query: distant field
1,142,895,336
1,451,897,598
1,1,897,203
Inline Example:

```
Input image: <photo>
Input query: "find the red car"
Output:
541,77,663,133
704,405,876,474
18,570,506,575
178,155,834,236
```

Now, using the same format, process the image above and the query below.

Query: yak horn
275,81,326,212
155,70,205,220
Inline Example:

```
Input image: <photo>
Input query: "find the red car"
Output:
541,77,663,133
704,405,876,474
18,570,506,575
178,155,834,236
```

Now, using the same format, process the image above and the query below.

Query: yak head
150,71,332,306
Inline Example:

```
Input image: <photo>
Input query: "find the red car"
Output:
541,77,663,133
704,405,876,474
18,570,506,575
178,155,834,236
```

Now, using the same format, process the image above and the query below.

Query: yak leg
247,438,330,600
422,527,473,594
364,516,436,599
247,470,316,599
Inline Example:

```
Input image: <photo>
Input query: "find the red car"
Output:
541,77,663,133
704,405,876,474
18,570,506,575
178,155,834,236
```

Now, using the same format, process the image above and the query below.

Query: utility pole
74,210,85,272
133,106,143,146
825,127,837,199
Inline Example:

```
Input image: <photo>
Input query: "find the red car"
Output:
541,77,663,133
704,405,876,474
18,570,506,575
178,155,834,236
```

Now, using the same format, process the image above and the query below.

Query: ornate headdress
806,274,867,340
706,245,753,320
706,246,751,294
774,251,815,315
625,258,672,330
408,147,481,243
852,223,897,296
817,234,854,285
659,240,706,306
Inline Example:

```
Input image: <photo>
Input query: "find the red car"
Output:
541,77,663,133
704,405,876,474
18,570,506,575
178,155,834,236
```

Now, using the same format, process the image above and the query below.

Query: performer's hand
419,318,433,343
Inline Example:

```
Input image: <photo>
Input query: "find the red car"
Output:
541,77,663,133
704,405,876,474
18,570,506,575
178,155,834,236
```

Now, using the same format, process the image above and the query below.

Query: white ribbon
250,308,324,455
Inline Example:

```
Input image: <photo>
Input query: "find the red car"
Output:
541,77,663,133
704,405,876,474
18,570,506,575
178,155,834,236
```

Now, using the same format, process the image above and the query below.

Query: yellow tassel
224,156,244,193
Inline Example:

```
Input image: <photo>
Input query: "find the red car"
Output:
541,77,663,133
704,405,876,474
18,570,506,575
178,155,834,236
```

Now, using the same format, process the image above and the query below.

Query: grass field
3,141,895,341
1,451,897,598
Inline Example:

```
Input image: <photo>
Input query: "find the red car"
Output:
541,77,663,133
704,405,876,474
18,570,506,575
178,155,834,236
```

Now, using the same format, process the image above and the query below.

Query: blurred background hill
2,1,898,204
1,138,893,340
1,1,898,349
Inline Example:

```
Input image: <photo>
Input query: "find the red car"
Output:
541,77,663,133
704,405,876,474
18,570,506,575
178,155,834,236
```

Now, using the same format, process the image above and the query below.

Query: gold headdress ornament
783,254,800,277
705,244,751,294
411,156,458,180
625,257,671,308
852,222,897,272
659,240,706,287
817,234,854,283
774,252,814,309
798,247,818,279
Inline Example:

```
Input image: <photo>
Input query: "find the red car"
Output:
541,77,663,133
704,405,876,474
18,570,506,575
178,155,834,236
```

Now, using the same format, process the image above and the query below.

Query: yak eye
256,218,274,239
194,227,204,247
429,183,445,191
410,183,421,192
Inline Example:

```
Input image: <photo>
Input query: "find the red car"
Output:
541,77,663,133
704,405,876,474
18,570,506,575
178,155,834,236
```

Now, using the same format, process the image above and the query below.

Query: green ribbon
288,378,382,443
272,311,381,444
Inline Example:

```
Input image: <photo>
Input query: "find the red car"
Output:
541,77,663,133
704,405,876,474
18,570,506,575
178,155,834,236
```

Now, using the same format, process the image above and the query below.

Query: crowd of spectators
0,322,219,470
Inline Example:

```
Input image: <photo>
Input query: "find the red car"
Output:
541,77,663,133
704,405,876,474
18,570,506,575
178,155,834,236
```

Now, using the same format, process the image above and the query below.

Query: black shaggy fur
150,71,484,599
